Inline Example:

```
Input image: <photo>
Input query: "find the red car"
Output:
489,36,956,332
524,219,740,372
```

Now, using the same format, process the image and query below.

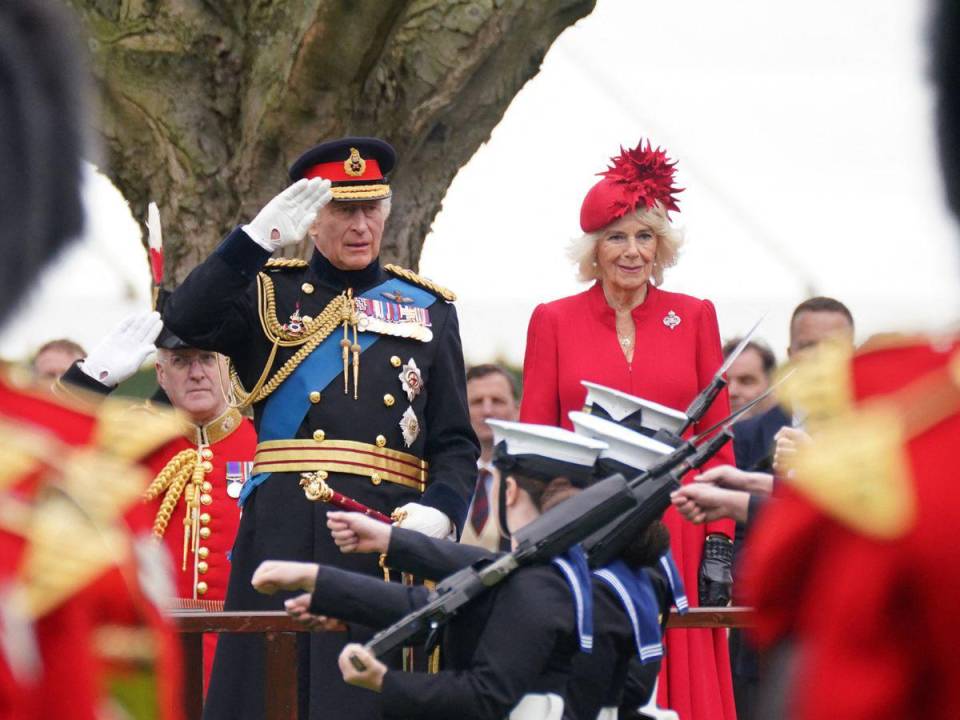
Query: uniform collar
184,406,244,446
587,281,659,327
309,250,383,292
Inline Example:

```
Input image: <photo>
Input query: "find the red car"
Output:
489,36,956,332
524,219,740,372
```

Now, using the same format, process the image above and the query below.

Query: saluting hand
80,310,163,386
243,177,333,252
339,644,386,692
251,560,319,594
327,511,392,554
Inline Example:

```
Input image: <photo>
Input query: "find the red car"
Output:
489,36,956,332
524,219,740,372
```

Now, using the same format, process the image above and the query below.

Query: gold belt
253,439,428,492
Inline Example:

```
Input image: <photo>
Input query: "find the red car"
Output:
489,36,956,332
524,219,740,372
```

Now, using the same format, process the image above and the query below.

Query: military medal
399,406,420,447
663,310,682,330
284,302,306,336
226,461,252,499
353,297,433,342
399,358,423,402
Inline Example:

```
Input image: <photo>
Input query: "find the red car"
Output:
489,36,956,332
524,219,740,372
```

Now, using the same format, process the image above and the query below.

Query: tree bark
66,0,595,283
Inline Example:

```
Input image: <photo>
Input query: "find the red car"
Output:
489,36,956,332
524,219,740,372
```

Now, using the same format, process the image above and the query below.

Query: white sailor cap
487,419,608,484
581,381,687,439
568,411,674,473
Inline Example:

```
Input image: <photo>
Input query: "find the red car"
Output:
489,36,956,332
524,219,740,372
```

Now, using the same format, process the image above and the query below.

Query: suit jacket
732,404,791,473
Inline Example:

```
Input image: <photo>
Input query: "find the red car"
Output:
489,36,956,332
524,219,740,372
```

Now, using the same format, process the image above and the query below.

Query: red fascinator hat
579,140,683,233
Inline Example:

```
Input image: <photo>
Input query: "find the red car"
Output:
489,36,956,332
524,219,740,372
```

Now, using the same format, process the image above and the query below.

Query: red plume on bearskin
579,139,683,232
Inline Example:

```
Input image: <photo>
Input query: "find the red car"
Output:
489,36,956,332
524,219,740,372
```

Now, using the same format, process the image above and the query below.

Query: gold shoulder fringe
93,397,182,463
384,264,457,302
265,257,309,270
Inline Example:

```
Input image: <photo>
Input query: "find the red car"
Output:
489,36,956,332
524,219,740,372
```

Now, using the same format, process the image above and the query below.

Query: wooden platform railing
171,607,755,720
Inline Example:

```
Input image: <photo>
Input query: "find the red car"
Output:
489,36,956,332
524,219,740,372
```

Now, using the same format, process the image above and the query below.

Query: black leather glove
698,533,733,607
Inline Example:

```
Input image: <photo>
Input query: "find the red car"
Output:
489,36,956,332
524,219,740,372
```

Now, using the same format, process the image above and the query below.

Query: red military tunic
0,368,183,720
143,406,255,687
743,336,960,720
520,281,736,720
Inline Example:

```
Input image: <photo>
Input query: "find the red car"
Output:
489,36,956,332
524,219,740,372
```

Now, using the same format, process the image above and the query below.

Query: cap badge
399,358,423,402
663,310,682,330
399,406,420,447
344,147,366,177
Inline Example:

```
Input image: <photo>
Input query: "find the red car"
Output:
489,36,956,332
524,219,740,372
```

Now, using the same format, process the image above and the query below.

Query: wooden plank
666,607,755,629
180,632,204,720
264,632,299,720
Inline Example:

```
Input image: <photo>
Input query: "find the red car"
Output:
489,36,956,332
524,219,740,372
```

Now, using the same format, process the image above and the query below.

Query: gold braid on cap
384,265,456,302
229,273,356,408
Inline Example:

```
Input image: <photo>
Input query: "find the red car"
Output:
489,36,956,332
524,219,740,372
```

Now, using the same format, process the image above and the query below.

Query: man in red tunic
0,1,184,717
62,321,257,688
741,3,960,717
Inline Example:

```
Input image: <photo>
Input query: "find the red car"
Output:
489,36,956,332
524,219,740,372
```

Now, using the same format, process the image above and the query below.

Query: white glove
243,178,333,252
394,503,454,539
79,311,163,387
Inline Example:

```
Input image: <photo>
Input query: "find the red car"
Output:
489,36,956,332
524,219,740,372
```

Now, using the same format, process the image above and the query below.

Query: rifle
358,426,732,664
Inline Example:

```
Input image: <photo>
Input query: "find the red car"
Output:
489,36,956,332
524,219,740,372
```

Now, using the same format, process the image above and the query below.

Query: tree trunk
66,0,596,283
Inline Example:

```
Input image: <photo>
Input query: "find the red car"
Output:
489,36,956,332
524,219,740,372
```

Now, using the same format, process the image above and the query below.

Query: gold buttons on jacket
197,561,209,574
201,448,214,460
309,391,321,404
201,481,212,493
302,282,314,294
199,513,211,525
197,547,210,560
376,435,387,447
201,461,214,473
200,493,213,506
390,356,402,368
371,473,382,486
383,394,395,407
313,429,326,442
199,527,211,540
196,581,208,596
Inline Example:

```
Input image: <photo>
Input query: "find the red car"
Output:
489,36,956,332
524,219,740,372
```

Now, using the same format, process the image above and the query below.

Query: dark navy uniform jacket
307,528,578,720
163,228,478,720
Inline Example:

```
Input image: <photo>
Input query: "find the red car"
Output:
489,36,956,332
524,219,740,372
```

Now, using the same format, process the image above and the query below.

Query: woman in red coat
520,140,737,720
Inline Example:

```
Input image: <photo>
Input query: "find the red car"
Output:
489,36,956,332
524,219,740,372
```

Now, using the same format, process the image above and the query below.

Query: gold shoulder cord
228,273,352,409
384,264,457,302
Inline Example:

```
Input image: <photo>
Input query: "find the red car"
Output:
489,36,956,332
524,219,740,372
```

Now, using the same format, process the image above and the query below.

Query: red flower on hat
580,139,683,232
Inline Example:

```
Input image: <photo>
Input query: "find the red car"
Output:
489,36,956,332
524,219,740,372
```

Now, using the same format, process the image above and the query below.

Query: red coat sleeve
693,299,735,539
519,303,561,426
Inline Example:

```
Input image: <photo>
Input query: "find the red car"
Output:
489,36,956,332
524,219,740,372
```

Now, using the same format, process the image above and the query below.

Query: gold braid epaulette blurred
265,257,309,270
384,264,456,302
229,272,354,408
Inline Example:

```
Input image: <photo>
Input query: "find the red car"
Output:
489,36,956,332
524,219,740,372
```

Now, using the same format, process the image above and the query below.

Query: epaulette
776,339,854,430
93,396,182,463
265,257,309,270
384,264,457,302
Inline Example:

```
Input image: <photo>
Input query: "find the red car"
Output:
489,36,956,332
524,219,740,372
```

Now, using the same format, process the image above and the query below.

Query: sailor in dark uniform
251,421,608,719
161,137,479,720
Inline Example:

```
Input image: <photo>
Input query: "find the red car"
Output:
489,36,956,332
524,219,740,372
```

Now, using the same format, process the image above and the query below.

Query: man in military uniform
0,3,184,717
61,316,257,689
163,137,479,719
740,5,960,718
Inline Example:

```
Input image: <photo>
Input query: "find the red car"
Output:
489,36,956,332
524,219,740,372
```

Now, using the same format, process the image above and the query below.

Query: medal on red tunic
226,461,252,499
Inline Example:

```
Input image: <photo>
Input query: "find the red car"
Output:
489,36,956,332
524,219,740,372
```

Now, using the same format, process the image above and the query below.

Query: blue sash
551,544,594,653
239,276,436,506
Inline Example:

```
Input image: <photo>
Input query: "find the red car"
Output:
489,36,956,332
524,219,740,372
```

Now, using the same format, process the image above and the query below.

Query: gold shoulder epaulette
384,264,457,302
93,396,182,463
265,257,309,270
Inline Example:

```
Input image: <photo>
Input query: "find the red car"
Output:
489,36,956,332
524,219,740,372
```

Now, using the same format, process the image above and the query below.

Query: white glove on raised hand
394,503,454,539
243,177,333,252
79,311,163,387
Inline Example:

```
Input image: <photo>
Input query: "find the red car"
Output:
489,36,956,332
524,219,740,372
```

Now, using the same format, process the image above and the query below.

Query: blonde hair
568,204,683,286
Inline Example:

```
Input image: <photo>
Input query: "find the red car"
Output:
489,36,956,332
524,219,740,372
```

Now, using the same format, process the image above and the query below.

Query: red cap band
303,158,384,183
